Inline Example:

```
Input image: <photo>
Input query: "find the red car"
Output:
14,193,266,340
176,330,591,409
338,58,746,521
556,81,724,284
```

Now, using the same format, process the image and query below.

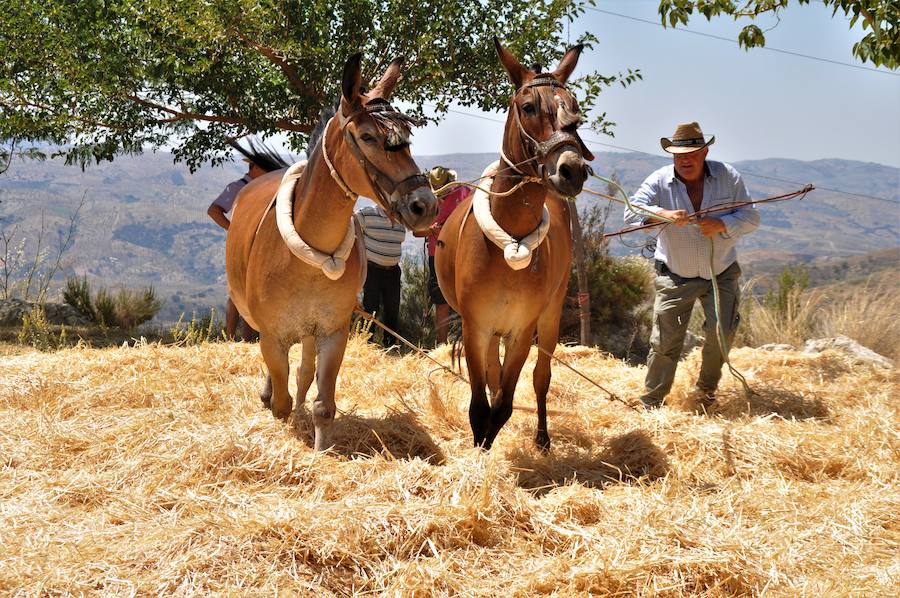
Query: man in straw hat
414,166,470,345
625,122,759,410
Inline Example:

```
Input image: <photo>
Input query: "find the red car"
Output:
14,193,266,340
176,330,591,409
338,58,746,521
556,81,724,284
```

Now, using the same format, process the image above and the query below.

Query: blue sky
410,0,900,168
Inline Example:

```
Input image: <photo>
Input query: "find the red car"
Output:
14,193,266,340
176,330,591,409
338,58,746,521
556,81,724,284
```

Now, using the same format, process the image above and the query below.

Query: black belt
654,260,671,276
367,261,400,271
655,259,739,279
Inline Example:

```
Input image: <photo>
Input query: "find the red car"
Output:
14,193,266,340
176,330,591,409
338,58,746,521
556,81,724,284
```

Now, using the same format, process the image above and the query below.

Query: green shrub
17,304,66,351
114,286,162,330
62,276,163,330
170,309,224,345
764,265,809,319
94,288,116,328
398,258,434,347
562,202,654,348
63,276,95,322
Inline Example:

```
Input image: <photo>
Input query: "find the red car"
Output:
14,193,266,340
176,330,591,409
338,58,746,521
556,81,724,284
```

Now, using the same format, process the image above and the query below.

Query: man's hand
656,209,690,226
698,217,726,237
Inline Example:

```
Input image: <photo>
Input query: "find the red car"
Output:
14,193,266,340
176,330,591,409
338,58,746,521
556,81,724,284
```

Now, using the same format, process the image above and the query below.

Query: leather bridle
322,101,429,218
503,76,594,180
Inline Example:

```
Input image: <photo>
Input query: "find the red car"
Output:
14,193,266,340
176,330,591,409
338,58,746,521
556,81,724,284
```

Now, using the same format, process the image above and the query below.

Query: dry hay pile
0,336,897,596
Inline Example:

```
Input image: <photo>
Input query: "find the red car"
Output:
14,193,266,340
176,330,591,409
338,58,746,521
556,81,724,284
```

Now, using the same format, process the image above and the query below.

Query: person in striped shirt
354,203,407,348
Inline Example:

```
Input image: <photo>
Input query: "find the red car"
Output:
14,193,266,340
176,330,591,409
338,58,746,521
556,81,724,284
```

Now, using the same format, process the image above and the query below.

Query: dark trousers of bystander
362,262,401,348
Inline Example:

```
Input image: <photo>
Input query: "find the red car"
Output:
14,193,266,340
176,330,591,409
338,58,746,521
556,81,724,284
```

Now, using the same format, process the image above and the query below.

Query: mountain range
1,150,896,321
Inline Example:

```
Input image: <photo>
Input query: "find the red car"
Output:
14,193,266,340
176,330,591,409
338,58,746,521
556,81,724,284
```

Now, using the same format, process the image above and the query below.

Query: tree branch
1,98,125,132
231,29,312,97
854,2,881,41
124,94,312,132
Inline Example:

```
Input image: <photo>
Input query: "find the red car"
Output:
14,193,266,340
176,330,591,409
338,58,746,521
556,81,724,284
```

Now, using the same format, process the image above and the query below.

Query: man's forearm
207,206,230,230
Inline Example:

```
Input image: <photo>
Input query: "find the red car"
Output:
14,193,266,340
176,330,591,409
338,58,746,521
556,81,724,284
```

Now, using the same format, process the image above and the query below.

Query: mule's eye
360,133,376,143
522,103,536,116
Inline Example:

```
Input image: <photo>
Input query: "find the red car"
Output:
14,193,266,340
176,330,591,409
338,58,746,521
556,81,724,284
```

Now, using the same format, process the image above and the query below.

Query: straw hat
428,166,458,190
660,122,715,154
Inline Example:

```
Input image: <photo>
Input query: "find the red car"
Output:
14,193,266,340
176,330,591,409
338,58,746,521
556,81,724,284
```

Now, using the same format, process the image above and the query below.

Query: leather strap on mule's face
504,76,593,180
335,103,430,220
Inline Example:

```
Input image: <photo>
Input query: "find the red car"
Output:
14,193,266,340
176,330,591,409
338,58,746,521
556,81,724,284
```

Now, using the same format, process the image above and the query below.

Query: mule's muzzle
394,184,438,232
545,147,588,198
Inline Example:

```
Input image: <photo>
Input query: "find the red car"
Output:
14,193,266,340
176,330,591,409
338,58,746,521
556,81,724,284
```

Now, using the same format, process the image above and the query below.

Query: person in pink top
414,166,470,345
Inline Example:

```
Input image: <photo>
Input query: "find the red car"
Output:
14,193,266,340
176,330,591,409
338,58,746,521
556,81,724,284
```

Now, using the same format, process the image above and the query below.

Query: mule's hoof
271,405,292,420
474,436,493,451
313,427,334,452
534,431,551,453
272,401,294,420
259,394,272,409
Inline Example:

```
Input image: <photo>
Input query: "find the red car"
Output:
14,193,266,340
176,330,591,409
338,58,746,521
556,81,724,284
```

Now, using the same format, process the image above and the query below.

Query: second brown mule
435,39,592,451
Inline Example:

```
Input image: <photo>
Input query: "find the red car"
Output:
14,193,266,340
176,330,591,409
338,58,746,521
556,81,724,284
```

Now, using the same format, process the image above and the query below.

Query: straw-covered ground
1,336,897,596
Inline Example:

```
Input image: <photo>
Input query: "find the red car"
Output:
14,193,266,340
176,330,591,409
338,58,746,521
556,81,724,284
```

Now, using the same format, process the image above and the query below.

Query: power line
429,104,899,204
587,7,898,77
730,170,899,202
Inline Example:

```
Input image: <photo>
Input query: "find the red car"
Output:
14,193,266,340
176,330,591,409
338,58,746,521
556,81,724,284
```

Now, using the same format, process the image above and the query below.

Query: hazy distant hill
1,151,896,321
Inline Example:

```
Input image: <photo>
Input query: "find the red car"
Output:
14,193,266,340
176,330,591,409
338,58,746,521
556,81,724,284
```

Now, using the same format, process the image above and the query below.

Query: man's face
673,146,708,183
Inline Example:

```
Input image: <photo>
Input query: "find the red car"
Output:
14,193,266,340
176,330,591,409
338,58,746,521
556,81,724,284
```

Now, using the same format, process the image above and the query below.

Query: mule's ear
341,52,363,105
552,44,584,84
494,37,527,89
370,56,404,100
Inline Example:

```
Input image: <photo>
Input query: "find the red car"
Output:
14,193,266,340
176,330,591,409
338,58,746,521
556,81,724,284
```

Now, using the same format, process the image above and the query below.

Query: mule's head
495,39,594,198
335,54,438,232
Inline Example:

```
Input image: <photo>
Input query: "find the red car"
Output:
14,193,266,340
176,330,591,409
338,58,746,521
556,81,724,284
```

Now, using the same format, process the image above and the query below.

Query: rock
0,298,29,326
0,299,92,327
802,335,894,369
758,343,797,352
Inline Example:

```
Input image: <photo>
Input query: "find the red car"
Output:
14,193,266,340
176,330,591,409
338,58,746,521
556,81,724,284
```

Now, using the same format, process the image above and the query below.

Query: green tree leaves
658,0,899,69
0,0,639,170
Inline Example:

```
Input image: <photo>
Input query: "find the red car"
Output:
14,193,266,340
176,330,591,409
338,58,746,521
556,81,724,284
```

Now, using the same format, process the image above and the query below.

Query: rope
354,307,469,384
600,184,815,238
354,307,637,411
534,345,637,411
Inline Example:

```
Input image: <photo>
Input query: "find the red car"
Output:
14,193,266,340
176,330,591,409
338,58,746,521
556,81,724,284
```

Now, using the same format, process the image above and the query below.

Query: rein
469,161,551,270
263,100,430,280
501,76,590,180
334,103,430,220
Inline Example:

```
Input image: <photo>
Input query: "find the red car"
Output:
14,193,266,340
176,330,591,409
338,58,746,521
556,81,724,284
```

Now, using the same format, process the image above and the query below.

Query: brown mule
226,54,438,451
435,39,593,451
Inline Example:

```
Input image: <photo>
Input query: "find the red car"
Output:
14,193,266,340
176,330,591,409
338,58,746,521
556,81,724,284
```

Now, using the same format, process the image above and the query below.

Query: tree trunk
569,204,591,345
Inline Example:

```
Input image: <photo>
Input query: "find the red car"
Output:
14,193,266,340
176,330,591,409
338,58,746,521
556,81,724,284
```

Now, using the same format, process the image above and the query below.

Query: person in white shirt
207,147,283,340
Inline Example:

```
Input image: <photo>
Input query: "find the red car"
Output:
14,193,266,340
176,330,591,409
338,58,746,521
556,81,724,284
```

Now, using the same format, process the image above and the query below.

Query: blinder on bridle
337,99,429,217
508,75,594,179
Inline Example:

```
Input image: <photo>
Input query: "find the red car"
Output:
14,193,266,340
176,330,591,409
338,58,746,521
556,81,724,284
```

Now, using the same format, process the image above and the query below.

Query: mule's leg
259,375,273,409
486,335,501,400
483,326,536,450
533,307,563,452
295,336,316,407
311,329,349,452
462,320,492,448
259,333,292,419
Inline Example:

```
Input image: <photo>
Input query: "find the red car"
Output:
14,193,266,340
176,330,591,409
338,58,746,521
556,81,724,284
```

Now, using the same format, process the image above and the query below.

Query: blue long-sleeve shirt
625,160,759,279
